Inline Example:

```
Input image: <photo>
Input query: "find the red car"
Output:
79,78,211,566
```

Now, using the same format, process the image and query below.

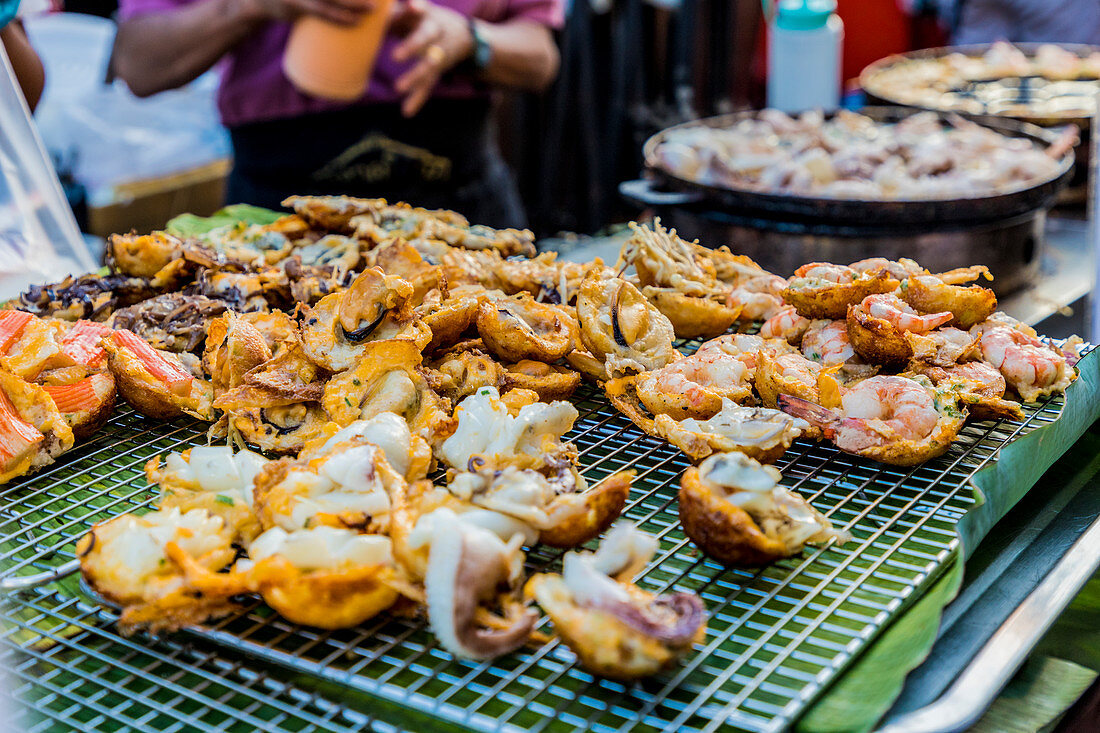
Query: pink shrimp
792,263,857,284
860,294,952,334
760,305,811,344
979,326,1075,402
801,320,854,366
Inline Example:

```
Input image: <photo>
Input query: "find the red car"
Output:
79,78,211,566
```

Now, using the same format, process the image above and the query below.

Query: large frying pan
860,43,1100,129
642,107,1074,227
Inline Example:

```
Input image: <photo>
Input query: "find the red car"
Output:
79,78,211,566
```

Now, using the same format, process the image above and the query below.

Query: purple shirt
119,0,564,127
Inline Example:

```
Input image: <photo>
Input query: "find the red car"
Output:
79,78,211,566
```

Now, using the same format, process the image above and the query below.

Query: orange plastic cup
283,0,397,101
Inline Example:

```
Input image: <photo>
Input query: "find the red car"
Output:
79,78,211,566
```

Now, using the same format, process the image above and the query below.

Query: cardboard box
86,158,231,238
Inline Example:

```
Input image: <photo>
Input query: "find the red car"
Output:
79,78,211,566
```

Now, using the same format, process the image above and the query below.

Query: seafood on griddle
576,271,679,379
474,292,578,363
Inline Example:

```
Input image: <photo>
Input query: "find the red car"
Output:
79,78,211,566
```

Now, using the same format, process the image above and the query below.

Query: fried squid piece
322,339,452,442
438,386,579,479
77,508,245,633
412,507,536,659
526,523,707,679
446,466,632,549
474,293,579,363
103,330,214,420
147,446,268,545
679,453,849,566
252,436,406,534
576,272,679,379
0,368,75,483
302,412,433,481
239,526,399,629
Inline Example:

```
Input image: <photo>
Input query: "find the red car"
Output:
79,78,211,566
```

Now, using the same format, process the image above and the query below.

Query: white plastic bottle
766,0,844,113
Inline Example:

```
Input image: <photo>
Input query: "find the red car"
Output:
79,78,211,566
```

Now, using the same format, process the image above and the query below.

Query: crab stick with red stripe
0,386,45,483
0,310,33,354
61,321,113,368
108,330,193,396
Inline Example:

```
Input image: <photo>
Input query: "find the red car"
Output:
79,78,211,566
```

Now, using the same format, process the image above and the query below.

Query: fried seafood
695,333,798,378
299,266,429,371
217,391,328,454
760,305,811,344
609,351,754,423
56,320,114,369
283,194,384,233
41,372,117,441
975,325,1075,402
411,507,536,659
847,294,954,364
900,274,997,330
252,436,405,533
106,231,185,278
800,319,863,370
780,375,966,465
502,359,581,401
108,293,230,353
192,267,286,312
0,312,65,379
77,508,244,632
364,238,445,305
904,327,980,368
202,313,272,397
907,360,1023,421
104,330,214,420
240,526,399,629
300,412,432,481
526,522,706,679
475,293,578,363
322,339,451,441
438,386,578,476
0,368,75,483
427,341,506,402
16,273,160,321
754,352,831,414
147,445,268,544
576,272,679,379
782,263,897,320
679,453,849,566
447,466,632,549
654,399,807,463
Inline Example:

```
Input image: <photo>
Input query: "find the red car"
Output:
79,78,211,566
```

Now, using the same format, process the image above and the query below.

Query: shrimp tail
778,395,841,436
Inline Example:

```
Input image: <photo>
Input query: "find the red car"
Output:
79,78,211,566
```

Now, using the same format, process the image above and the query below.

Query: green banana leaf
164,205,284,237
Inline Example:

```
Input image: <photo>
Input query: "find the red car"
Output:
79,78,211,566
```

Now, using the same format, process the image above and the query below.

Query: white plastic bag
0,40,95,300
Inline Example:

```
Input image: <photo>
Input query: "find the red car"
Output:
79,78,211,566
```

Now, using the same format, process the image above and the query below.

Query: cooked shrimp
760,306,811,344
783,264,897,320
695,333,795,375
779,375,965,465
794,263,857,284
907,360,1023,421
978,326,1075,402
634,351,753,420
904,327,979,367
861,294,953,333
801,320,855,365
849,257,925,280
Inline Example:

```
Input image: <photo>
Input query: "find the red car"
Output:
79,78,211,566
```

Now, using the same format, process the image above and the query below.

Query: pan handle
619,178,703,207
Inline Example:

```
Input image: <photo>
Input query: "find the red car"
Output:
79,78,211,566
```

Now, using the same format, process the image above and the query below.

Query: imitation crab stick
109,330,193,396
0,386,44,480
0,310,33,354
44,373,114,414
61,321,113,367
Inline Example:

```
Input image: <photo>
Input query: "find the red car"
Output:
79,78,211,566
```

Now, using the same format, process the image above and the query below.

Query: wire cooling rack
0,351,1084,733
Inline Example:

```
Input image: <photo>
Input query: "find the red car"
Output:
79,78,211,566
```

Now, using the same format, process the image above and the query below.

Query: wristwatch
467,18,493,72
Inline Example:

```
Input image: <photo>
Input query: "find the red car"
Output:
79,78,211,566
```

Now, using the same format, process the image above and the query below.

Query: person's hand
239,0,375,27
390,0,475,117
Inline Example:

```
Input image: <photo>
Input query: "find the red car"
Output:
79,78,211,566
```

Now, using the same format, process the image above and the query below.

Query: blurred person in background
111,0,562,227
0,0,44,111
935,0,1100,44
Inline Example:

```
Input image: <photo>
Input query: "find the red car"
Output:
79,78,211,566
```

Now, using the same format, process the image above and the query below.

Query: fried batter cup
283,0,397,102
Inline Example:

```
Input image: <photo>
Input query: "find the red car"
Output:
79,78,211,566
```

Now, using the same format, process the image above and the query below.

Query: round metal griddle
642,107,1074,227
860,42,1100,128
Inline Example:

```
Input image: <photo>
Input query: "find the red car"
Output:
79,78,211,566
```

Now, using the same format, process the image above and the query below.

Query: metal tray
1,346,1095,732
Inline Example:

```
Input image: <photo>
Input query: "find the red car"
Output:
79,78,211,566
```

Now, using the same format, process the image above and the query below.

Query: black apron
226,98,527,229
